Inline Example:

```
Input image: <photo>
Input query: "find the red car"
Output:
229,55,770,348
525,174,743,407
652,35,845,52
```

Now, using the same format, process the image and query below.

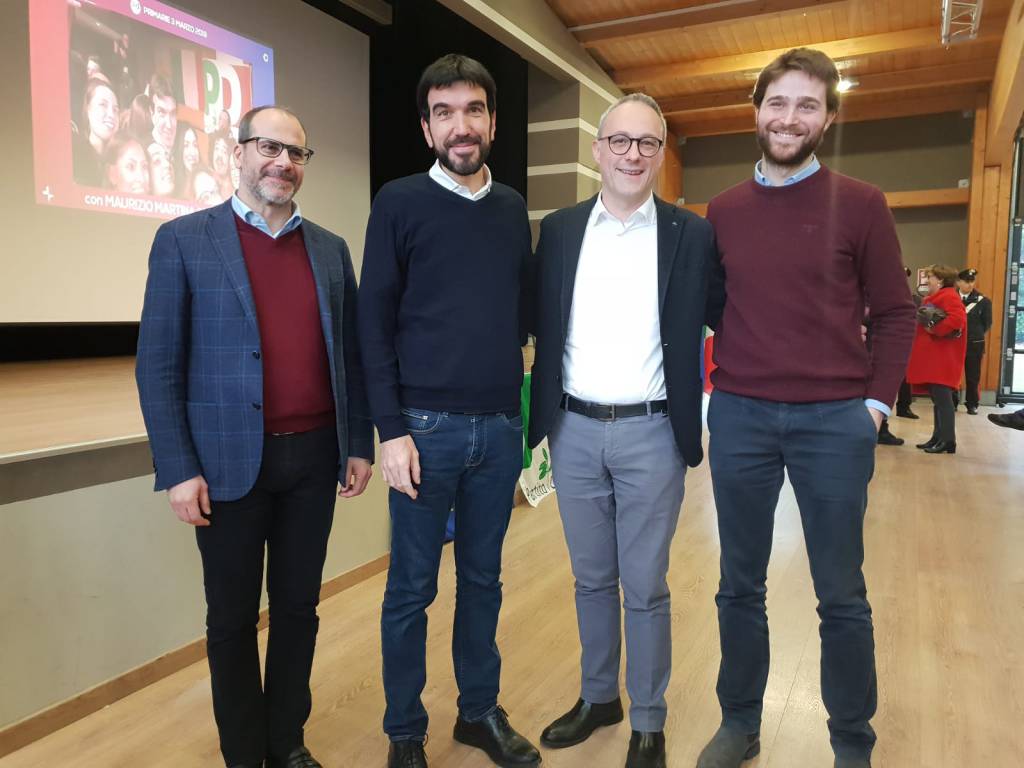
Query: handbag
917,304,962,338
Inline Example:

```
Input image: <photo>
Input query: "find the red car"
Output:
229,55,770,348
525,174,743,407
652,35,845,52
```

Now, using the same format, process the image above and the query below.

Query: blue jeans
381,408,523,740
707,391,878,760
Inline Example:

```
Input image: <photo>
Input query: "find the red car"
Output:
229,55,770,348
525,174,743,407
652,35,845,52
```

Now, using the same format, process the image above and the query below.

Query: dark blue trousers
196,425,338,767
707,390,878,760
380,409,523,741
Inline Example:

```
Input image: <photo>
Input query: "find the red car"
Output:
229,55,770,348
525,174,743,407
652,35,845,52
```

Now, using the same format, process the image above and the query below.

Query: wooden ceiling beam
671,85,986,137
613,17,1005,89
985,0,1024,165
571,0,848,47
659,59,998,116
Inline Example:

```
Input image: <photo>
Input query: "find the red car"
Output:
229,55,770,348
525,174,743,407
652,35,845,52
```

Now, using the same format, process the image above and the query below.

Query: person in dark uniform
895,267,921,419
955,268,993,414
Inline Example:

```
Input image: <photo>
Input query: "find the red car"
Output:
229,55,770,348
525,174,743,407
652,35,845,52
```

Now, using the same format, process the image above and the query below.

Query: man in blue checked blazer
136,106,373,768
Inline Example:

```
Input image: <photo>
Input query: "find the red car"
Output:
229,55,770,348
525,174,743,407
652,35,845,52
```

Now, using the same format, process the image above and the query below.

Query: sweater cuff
375,415,408,443
864,398,891,417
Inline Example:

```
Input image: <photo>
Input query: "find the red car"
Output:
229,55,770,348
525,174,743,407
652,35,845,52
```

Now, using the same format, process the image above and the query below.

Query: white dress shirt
428,159,492,200
562,192,664,403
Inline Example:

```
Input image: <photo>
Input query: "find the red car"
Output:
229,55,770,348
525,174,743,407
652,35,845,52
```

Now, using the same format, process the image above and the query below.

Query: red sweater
706,166,915,405
236,216,335,434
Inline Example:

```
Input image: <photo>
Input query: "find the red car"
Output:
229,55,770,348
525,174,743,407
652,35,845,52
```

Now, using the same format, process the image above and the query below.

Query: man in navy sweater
695,49,915,768
358,54,539,768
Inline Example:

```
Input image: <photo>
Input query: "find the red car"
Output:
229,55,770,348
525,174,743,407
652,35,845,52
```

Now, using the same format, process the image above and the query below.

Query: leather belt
560,394,668,422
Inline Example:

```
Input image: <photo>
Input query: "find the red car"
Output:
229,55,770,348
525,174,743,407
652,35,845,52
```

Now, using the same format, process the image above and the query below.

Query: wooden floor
2,406,1023,767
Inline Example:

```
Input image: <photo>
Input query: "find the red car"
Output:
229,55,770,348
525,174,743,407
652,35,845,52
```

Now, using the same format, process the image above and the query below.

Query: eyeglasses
240,136,314,165
599,133,664,157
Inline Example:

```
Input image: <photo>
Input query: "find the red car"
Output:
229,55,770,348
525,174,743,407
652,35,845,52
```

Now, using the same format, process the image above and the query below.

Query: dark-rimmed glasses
241,136,314,165
599,134,664,157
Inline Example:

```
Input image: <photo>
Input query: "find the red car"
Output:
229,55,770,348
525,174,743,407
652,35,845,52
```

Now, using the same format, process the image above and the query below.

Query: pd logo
203,59,253,129
130,0,142,15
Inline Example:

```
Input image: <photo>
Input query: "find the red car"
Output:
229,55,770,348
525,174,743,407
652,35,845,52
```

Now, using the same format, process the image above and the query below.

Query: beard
244,167,298,205
435,134,491,177
756,122,824,170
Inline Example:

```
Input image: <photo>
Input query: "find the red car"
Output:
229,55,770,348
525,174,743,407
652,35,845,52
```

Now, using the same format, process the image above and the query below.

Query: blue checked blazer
135,199,374,501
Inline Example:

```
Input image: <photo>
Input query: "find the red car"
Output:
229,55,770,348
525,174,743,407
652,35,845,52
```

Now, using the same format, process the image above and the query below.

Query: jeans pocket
401,408,443,435
498,411,523,431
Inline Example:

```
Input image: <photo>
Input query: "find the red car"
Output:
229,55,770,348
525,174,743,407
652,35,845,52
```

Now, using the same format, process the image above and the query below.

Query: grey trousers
548,407,686,731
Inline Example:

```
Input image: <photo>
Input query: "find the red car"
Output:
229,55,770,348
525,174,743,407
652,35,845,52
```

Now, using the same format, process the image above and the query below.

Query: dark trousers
381,409,523,741
928,384,956,443
195,426,339,767
896,379,912,410
963,342,984,408
707,391,877,760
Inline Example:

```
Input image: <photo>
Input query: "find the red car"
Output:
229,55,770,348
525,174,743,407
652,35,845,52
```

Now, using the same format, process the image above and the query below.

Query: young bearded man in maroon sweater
696,49,915,768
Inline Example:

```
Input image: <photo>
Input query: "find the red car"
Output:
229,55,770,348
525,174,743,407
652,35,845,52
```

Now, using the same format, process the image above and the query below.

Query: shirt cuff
864,399,891,417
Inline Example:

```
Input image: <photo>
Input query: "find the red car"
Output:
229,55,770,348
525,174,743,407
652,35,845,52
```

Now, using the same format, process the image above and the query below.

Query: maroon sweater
236,216,335,434
706,166,915,405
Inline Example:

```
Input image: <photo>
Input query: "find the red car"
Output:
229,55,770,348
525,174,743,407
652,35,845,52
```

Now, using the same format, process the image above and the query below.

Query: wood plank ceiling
544,0,1011,137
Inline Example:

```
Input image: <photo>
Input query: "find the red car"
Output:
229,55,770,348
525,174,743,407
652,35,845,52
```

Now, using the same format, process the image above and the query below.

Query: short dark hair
927,264,959,288
148,74,176,105
752,47,841,114
237,105,306,143
416,54,496,121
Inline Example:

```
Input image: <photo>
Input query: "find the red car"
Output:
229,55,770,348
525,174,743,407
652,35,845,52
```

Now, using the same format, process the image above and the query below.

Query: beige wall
681,112,975,274
0,458,389,730
1,0,371,322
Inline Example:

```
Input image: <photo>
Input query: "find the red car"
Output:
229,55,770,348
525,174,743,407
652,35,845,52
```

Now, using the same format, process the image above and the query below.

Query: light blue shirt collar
231,194,303,239
754,156,821,187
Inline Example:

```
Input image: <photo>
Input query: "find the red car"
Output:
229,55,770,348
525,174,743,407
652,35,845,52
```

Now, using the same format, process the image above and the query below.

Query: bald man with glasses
137,105,373,768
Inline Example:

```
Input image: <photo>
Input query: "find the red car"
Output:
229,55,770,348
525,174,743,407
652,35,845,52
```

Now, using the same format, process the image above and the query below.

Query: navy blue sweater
358,173,532,441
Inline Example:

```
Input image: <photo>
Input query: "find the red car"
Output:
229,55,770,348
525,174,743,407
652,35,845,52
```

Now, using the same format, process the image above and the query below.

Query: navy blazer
527,194,720,468
136,199,374,501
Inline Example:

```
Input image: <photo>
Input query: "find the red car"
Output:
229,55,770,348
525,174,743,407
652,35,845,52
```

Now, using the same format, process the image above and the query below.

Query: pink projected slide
30,0,275,219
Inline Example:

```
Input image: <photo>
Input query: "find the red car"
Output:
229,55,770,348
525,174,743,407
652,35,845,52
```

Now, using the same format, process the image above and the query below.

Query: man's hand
167,475,211,526
867,406,884,432
380,435,420,499
339,457,373,498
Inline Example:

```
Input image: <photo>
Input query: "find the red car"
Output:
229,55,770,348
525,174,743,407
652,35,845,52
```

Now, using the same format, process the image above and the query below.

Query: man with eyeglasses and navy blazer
136,105,373,768
528,92,721,768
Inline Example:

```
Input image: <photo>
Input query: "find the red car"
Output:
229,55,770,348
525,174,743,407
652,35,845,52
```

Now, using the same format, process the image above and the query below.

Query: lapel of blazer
656,197,685,316
300,220,337,361
208,200,259,335
561,195,600,339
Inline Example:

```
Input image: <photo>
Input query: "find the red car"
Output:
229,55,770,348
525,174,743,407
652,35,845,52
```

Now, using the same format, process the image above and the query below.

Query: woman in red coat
906,264,967,453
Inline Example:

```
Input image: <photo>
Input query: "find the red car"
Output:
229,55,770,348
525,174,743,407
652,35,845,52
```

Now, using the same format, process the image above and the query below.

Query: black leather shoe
896,407,919,419
453,706,541,767
387,739,427,768
625,730,665,768
266,746,321,768
915,437,938,450
966,406,978,415
923,441,956,454
540,697,624,748
877,427,904,446
989,408,1024,430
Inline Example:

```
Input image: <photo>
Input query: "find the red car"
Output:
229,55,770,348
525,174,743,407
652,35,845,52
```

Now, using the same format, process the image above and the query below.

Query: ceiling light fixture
941,0,984,45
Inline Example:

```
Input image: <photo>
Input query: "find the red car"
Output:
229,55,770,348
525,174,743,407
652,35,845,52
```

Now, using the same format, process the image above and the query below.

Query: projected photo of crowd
31,0,274,219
